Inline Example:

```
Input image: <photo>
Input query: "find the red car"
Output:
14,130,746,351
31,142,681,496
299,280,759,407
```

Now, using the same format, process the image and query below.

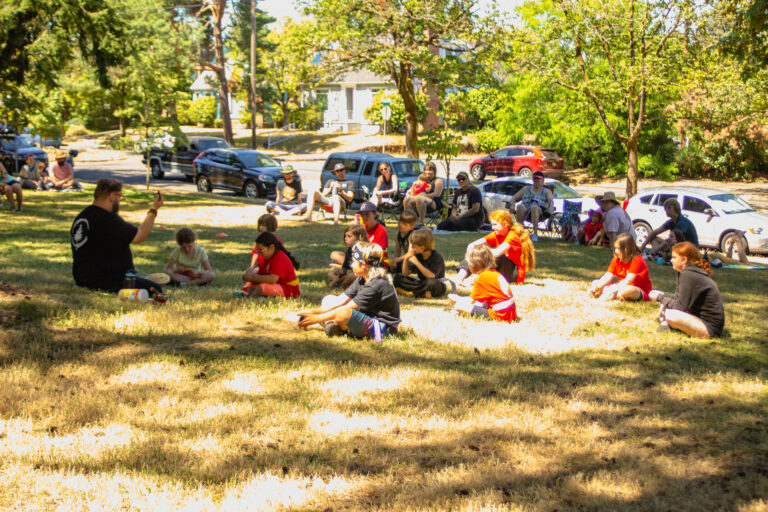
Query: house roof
322,69,392,85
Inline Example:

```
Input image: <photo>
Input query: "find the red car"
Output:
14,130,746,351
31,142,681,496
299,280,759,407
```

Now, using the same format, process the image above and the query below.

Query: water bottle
124,272,136,289
118,289,149,302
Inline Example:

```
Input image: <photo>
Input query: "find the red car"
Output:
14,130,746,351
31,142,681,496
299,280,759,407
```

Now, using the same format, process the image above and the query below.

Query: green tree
515,0,692,197
416,128,462,195
365,91,429,133
306,0,498,157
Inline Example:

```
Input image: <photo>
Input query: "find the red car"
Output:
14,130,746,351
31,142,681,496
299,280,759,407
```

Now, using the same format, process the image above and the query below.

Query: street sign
381,105,392,120
382,98,391,106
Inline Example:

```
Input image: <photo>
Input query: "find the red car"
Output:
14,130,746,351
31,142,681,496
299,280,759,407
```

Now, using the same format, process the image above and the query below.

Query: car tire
470,164,485,181
197,174,212,193
720,231,748,255
243,180,261,199
518,167,533,178
151,161,164,179
633,221,652,248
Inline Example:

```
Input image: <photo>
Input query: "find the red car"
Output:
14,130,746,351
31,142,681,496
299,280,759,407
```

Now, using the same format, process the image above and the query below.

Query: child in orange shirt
448,245,517,322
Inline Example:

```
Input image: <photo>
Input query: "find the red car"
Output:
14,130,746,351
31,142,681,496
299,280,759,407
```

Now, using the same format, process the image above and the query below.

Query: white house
313,69,394,134
190,67,245,124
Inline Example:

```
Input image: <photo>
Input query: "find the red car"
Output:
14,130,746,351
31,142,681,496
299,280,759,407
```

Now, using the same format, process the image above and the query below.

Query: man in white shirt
598,191,635,246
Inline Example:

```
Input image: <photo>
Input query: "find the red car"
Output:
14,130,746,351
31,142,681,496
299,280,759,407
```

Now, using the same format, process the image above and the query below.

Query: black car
193,149,283,198
143,136,230,180
0,127,49,174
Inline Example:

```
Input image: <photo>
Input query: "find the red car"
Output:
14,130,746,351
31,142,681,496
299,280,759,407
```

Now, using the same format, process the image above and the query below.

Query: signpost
381,103,391,153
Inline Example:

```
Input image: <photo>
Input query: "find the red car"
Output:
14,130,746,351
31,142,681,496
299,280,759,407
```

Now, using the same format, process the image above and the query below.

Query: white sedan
625,186,768,255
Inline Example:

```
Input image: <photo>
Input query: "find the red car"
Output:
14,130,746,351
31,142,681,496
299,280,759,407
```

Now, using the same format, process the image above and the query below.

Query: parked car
625,186,768,255
468,145,565,181
20,133,62,148
143,136,230,180
476,176,600,222
0,126,49,174
193,149,284,198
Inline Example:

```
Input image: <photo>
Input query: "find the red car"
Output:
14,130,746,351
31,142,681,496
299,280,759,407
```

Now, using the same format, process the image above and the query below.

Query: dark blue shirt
662,215,699,247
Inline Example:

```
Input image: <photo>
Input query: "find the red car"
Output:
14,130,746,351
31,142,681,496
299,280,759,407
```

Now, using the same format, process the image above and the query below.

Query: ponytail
255,232,301,269
510,223,536,271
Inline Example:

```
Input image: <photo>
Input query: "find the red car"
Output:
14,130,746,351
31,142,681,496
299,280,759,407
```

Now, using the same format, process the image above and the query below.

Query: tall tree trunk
249,0,257,149
211,0,234,145
626,138,639,198
396,63,419,158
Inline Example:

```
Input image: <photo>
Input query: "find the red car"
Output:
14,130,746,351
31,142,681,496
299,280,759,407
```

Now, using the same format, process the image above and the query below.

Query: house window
346,88,354,119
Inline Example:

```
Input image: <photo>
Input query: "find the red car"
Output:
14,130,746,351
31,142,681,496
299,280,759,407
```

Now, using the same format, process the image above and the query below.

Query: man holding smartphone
70,178,165,292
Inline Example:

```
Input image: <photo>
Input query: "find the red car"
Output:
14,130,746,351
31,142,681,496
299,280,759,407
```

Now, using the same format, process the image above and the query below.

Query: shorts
243,282,293,297
347,309,396,343
317,193,348,209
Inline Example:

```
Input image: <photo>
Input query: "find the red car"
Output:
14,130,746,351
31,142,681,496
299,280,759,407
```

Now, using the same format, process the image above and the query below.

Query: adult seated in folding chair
402,161,444,225
265,165,307,217
510,171,554,242
370,162,399,207
301,163,354,224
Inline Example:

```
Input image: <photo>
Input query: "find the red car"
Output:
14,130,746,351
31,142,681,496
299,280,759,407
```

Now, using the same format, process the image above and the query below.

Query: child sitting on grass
579,209,606,246
390,209,418,271
358,201,389,264
392,228,447,298
242,232,301,297
297,241,400,342
163,228,216,286
448,245,517,322
589,232,652,301
453,210,535,286
243,213,280,276
329,224,368,288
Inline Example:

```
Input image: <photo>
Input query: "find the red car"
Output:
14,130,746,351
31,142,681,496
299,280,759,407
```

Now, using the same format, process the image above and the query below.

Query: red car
468,145,565,181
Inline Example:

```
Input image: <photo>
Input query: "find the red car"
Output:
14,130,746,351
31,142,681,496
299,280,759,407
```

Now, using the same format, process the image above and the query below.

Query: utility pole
249,0,258,148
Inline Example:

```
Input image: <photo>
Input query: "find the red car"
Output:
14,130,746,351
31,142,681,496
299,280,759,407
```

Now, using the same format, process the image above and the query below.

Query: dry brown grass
1,191,767,511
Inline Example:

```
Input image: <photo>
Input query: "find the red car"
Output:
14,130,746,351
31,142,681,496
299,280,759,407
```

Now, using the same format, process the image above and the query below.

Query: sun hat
55,149,67,160
358,201,377,213
598,191,620,204
280,165,295,175
332,162,347,172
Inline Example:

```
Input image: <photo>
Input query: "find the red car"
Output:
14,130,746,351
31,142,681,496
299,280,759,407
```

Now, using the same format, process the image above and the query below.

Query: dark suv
143,136,230,180
193,149,284,198
0,127,49,174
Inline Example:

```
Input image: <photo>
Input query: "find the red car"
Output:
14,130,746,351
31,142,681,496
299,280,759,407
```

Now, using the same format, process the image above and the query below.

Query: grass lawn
1,188,767,511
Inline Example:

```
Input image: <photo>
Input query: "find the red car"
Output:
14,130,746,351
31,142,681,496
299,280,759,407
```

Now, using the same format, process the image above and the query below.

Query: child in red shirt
579,210,606,246
449,245,517,322
358,201,389,265
589,233,652,301
242,232,301,297
410,173,430,196
453,210,535,286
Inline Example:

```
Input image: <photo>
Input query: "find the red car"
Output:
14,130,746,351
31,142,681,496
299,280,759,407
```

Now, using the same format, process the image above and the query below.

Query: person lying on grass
297,242,400,342
328,223,367,289
448,245,517,322
452,210,535,287
163,228,215,286
589,232,652,301
241,232,301,298
649,242,725,338
392,228,446,298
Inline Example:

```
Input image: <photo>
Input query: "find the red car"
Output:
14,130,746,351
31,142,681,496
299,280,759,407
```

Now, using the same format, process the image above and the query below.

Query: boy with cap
436,171,484,232
302,162,355,224
358,201,389,264
265,165,306,216
510,171,553,242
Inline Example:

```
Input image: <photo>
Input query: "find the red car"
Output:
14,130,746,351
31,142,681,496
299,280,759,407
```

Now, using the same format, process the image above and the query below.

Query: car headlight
258,175,276,183
748,227,763,235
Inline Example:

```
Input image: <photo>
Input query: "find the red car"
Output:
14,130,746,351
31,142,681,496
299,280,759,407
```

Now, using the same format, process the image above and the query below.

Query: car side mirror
704,208,716,218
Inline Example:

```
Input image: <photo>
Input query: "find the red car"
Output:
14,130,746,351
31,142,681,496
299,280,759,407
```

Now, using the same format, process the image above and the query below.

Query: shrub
176,99,193,125
187,96,217,127
65,125,91,137
471,128,508,154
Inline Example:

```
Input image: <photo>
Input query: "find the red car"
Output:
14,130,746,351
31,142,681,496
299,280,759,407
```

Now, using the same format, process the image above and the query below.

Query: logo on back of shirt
71,218,89,250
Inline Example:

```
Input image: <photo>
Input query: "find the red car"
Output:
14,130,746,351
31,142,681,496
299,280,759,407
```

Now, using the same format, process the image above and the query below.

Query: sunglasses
457,177,467,182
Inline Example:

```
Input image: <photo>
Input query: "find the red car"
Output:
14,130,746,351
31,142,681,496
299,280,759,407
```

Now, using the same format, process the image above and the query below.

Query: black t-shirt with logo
344,275,400,328
277,177,302,204
71,205,138,291
452,186,484,223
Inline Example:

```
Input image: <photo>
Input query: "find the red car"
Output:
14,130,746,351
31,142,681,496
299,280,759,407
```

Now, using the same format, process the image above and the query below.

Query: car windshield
1,136,32,150
238,152,278,168
197,139,230,151
17,135,35,148
391,160,424,177
709,193,755,214
547,181,581,199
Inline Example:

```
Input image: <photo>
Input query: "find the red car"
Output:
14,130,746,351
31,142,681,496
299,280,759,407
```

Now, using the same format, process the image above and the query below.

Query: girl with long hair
649,242,725,338
589,232,652,301
241,232,301,298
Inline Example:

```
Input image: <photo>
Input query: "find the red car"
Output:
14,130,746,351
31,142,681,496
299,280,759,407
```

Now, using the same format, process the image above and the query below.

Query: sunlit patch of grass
1,191,767,511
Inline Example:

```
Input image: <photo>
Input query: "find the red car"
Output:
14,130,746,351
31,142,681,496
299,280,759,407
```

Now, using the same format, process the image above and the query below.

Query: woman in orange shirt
448,245,517,322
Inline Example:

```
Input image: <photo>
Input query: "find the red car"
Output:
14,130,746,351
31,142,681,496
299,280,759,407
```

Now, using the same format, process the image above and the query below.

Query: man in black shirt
71,178,164,292
436,172,483,232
